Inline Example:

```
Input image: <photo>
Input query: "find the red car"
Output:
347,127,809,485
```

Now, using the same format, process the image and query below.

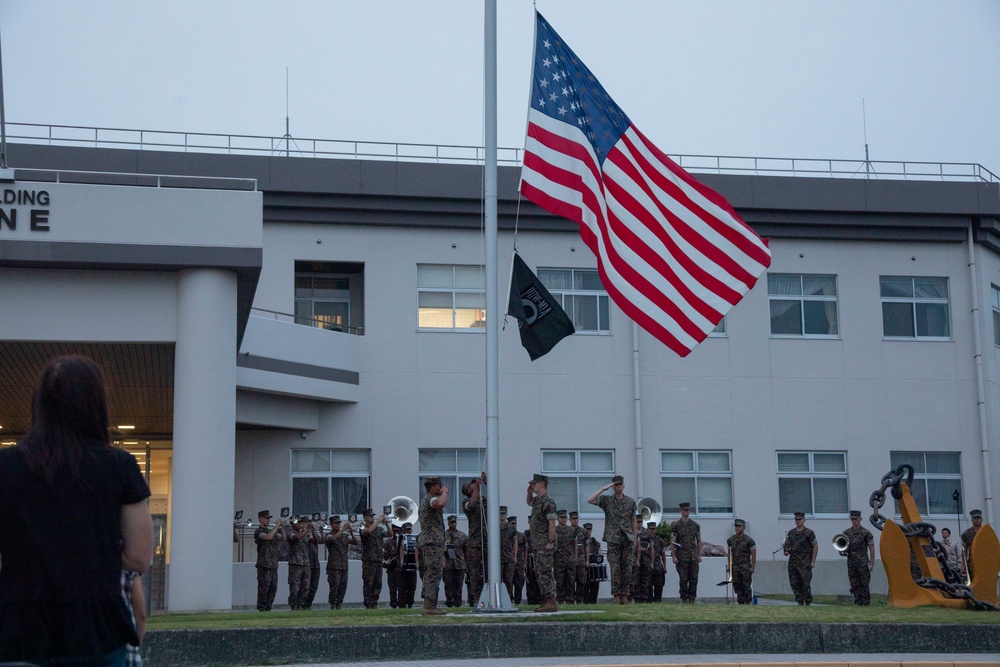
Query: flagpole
479,0,513,612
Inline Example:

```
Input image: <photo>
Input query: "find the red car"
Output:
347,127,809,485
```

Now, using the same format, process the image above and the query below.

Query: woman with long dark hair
0,355,153,666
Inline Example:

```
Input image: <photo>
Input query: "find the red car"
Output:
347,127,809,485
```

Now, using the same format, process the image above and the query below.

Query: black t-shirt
0,442,151,662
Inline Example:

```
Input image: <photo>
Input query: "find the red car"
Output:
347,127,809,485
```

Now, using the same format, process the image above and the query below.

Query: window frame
767,273,839,338
537,267,612,334
889,451,963,518
540,449,616,517
659,450,734,517
417,264,486,332
290,448,371,518
879,275,951,340
776,450,849,517
991,285,1000,348
417,448,486,518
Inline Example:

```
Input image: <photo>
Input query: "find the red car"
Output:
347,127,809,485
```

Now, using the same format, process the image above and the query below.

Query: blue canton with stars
532,13,631,165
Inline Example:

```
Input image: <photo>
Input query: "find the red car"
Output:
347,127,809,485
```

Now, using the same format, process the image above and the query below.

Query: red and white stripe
520,110,771,357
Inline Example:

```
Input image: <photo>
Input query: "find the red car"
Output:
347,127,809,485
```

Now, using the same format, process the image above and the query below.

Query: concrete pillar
168,269,237,611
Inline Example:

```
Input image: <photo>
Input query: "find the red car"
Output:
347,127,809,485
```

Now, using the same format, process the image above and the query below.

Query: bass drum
587,562,609,581
401,534,418,571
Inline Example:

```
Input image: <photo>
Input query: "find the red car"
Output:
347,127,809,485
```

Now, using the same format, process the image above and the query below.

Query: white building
1,131,998,610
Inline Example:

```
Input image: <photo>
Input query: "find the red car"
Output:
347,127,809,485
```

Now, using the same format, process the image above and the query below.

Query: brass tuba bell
386,496,419,528
636,497,662,526
832,533,850,553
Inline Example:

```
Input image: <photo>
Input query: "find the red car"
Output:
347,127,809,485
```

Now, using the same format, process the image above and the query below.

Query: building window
417,265,485,330
768,273,838,336
418,448,486,517
992,286,1000,347
541,449,615,515
660,451,733,515
294,261,364,334
777,451,848,516
890,451,963,516
291,449,370,517
880,276,950,339
709,317,726,336
537,268,611,333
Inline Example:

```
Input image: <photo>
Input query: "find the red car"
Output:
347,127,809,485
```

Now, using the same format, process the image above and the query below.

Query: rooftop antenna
0,27,15,181
862,98,872,179
275,67,300,157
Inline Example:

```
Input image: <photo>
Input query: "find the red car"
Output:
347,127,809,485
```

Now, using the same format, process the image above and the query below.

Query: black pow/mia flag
506,252,575,361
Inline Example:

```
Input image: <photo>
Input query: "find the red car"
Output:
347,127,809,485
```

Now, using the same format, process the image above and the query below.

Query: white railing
6,122,998,183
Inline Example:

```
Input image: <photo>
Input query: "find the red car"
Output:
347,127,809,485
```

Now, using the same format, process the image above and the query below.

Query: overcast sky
1,1,998,173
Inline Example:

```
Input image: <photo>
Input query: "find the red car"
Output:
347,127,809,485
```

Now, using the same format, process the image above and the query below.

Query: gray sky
2,1,998,173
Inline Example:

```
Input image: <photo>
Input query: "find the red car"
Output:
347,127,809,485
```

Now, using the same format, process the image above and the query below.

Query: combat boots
421,598,446,616
534,597,559,613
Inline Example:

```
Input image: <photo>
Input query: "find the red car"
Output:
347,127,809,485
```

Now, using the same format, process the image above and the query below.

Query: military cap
299,515,312,522
849,510,862,518
499,505,508,513
793,511,806,518
447,515,458,522
734,518,746,527
583,522,593,529
401,522,413,529
569,511,579,519
461,480,475,496
531,473,548,483
258,510,272,518
647,521,657,528
612,474,624,483
507,516,517,523
363,508,375,517
557,509,568,517
678,501,691,510
330,515,342,523
424,475,443,487
970,509,983,518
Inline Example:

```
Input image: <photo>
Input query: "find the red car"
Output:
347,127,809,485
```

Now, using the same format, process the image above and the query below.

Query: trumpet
832,533,850,555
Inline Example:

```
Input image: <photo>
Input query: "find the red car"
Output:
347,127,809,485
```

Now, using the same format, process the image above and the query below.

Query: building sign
0,188,51,232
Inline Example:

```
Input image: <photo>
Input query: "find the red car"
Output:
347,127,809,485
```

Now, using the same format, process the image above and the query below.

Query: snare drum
587,562,609,581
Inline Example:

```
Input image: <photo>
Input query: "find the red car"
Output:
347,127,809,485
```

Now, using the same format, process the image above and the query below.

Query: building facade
1,138,998,610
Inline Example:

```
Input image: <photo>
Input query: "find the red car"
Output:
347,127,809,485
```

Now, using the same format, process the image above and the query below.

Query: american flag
519,12,772,357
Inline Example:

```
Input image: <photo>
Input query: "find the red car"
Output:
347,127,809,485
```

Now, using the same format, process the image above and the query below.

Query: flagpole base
470,582,518,613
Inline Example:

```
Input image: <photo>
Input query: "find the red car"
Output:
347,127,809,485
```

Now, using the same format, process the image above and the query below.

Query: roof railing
5,122,997,184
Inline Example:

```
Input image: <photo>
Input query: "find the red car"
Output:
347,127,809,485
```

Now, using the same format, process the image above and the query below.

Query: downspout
633,322,644,497
967,226,995,524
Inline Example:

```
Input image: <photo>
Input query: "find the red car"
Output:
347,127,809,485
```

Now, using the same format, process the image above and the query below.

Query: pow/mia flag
506,252,575,360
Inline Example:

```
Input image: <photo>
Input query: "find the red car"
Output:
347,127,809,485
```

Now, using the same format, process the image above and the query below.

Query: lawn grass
147,596,1000,631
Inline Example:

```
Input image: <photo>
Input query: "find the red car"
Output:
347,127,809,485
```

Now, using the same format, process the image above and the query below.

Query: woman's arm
121,499,154,574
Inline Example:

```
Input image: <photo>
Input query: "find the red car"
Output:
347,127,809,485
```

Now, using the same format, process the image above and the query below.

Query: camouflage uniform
443,526,468,607
671,517,701,602
585,535,602,603
554,521,577,603
529,493,558,600
384,536,401,607
325,529,352,609
573,525,589,603
513,529,527,603
287,528,312,610
463,495,487,606
785,527,817,605
524,530,541,604
726,532,756,604
360,523,387,608
649,533,666,602
417,493,446,602
254,525,281,611
398,534,418,608
304,532,320,609
636,530,654,602
595,494,637,597
843,524,874,605
961,526,979,580
500,519,517,601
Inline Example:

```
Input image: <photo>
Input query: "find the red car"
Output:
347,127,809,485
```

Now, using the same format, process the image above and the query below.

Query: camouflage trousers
676,558,699,601
788,560,813,604
574,564,588,603
287,564,311,610
651,566,665,602
532,543,556,601
386,565,400,607
443,567,465,606
255,565,278,611
304,564,320,609
466,543,485,606
501,559,516,600
555,560,575,602
637,562,652,602
732,566,753,604
607,540,636,597
399,568,417,607
361,560,383,608
326,568,348,608
847,561,871,605
512,565,525,604
419,544,445,602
